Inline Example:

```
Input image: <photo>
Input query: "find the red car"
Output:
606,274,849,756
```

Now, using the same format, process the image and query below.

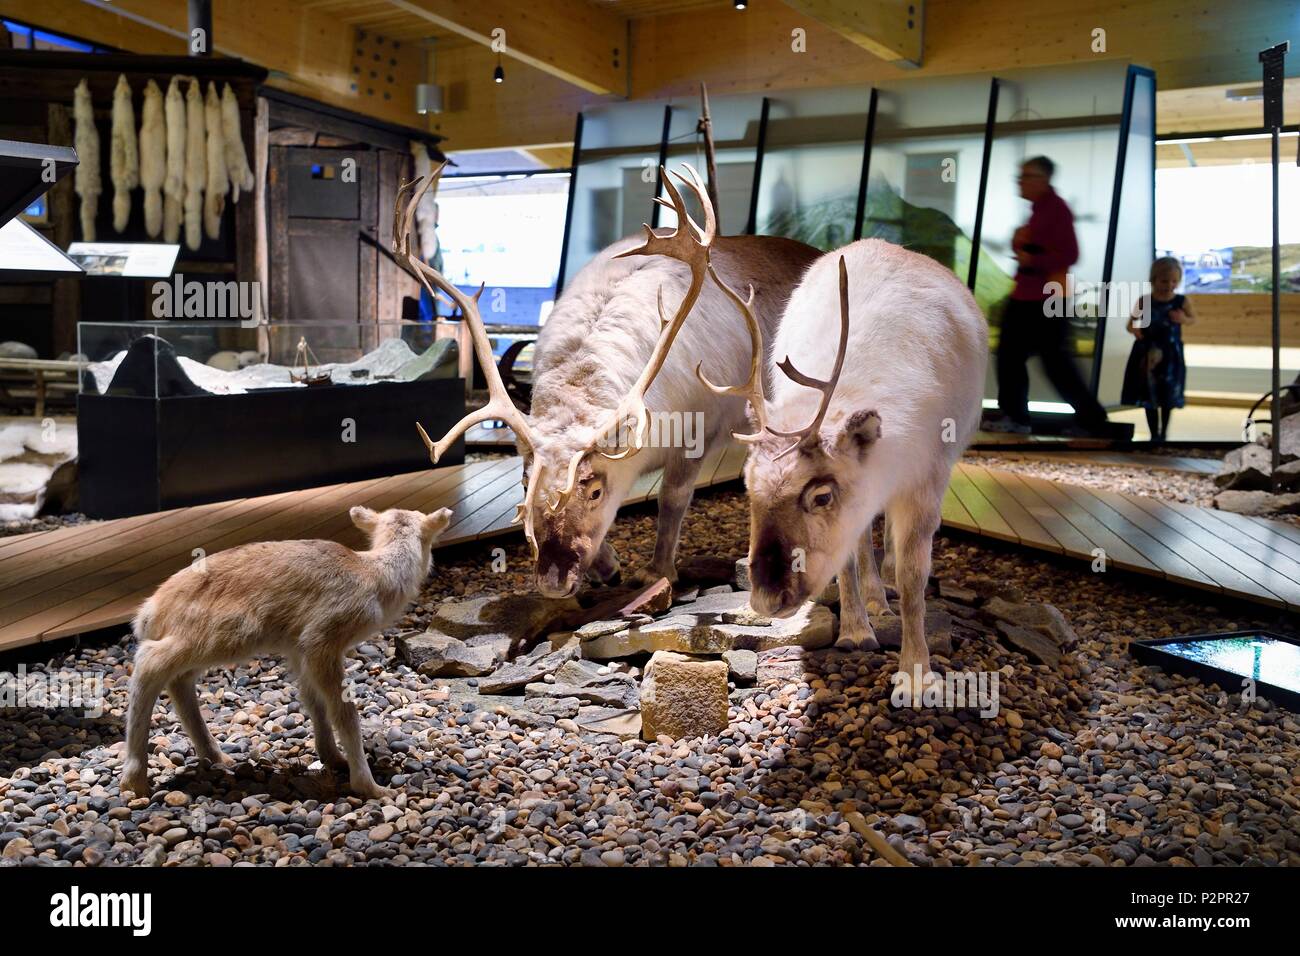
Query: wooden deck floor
1,448,1291,654
0,441,748,652
943,462,1300,611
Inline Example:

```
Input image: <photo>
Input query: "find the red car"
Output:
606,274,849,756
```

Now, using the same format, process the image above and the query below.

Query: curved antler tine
672,164,716,244
395,165,538,466
767,256,852,448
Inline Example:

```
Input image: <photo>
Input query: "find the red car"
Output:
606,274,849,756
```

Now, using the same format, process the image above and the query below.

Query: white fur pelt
409,141,438,259
110,74,139,233
163,77,186,244
765,239,989,544
221,84,254,202
73,79,101,242
138,80,165,238
203,83,227,241
183,79,205,251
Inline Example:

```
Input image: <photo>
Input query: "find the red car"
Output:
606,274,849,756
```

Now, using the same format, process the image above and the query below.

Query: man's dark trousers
996,297,1108,430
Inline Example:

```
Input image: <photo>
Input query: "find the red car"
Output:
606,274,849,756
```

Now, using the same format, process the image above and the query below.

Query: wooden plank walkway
942,463,1300,611
3,450,1293,654
0,444,748,652
966,448,1222,476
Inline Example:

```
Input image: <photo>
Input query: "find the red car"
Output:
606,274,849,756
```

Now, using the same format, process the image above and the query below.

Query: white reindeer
398,163,819,597
698,236,988,688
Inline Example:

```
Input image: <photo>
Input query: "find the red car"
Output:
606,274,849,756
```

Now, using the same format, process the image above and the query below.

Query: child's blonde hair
1151,256,1183,281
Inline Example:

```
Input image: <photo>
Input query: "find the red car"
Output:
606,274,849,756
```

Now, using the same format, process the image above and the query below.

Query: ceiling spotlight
494,54,504,84
734,0,747,8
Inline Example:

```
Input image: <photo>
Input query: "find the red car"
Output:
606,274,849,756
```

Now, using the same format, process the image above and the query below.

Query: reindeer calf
121,506,452,800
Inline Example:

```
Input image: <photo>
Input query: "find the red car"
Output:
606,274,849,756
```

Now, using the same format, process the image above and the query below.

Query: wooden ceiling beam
781,0,923,68
380,0,628,95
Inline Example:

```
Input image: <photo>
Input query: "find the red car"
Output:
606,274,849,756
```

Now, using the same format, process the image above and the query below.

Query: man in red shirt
987,157,1109,436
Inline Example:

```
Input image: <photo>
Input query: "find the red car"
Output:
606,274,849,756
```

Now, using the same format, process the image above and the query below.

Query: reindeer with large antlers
701,237,988,690
396,162,820,597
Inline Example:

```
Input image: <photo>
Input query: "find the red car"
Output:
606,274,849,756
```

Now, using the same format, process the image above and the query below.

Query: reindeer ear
350,506,380,532
424,507,453,537
835,410,881,459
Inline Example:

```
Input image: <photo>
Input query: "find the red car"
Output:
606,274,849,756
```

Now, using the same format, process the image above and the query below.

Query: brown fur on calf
121,506,452,800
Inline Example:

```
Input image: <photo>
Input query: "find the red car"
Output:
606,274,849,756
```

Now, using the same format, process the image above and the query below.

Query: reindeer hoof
835,628,880,652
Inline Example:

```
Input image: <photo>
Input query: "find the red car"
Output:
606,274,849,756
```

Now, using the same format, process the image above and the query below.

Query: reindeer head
699,255,873,618
397,164,716,598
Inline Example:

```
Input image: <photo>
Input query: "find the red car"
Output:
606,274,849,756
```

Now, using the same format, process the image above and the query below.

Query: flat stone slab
554,589,836,660
395,632,496,677
431,593,581,646
477,644,580,695
996,621,1063,667
980,597,1077,648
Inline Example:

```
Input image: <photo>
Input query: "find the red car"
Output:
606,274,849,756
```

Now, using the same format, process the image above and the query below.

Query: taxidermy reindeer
122,506,452,799
698,229,987,688
398,163,820,598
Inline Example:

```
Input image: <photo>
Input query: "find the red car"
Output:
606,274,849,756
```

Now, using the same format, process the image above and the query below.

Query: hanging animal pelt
73,79,101,242
183,79,205,251
408,141,439,260
221,84,254,202
163,77,186,244
203,82,228,241
139,80,165,238
110,74,140,233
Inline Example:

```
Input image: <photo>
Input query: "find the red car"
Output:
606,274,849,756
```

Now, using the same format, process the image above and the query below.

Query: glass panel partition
861,74,992,291
562,101,669,285
977,61,1129,406
659,91,766,238
749,86,871,250
1098,68,1156,407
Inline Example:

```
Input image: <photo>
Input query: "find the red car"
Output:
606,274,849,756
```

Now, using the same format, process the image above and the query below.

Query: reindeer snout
536,534,582,598
749,532,807,617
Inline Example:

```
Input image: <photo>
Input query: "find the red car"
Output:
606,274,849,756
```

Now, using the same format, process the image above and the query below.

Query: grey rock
395,632,496,677
1215,443,1273,490
869,609,954,656
524,675,638,709
1214,489,1300,517
995,621,1062,667
981,596,1077,648
478,644,580,694
431,593,581,644
733,557,751,591
723,649,758,686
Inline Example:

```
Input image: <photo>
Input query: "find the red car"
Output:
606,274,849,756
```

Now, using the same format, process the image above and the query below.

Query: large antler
552,163,718,506
765,255,851,458
695,263,769,442
395,166,546,548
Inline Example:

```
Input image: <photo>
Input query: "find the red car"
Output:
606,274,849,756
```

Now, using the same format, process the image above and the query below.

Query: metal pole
698,83,721,233
1259,42,1288,489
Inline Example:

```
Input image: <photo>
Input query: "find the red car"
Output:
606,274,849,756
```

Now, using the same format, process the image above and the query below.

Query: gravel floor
2,485,1298,867
969,453,1220,507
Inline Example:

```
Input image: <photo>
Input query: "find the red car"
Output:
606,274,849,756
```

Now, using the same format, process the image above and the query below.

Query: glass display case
75,321,464,519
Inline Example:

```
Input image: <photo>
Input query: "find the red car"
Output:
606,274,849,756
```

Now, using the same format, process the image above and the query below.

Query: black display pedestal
77,377,466,518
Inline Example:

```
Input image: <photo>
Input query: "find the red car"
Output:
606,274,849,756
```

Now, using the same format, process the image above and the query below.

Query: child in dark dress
1121,257,1196,443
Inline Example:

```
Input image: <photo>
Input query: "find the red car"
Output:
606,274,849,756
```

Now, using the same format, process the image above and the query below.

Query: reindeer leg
586,539,622,585
858,514,891,615
835,545,879,651
887,490,942,695
632,449,704,586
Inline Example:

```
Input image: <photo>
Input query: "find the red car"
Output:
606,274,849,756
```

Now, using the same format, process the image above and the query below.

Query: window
1156,132,1300,293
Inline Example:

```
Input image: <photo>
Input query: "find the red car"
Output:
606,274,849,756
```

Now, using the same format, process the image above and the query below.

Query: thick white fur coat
766,239,988,526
